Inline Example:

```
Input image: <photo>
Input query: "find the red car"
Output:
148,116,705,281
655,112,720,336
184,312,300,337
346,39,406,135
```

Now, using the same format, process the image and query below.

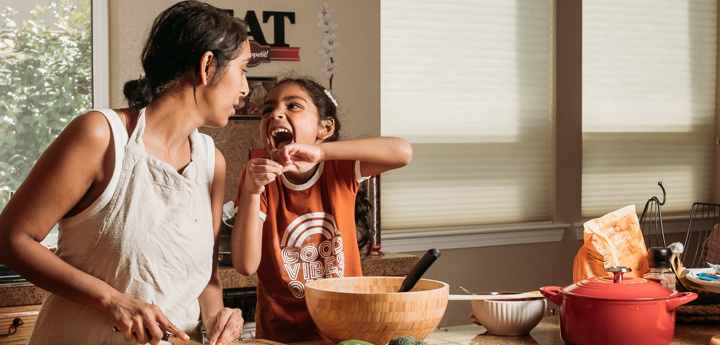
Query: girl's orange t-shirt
234,159,364,342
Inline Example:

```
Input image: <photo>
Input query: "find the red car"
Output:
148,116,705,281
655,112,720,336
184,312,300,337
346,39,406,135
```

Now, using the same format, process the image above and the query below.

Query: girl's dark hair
355,182,372,259
123,1,248,109
272,77,341,142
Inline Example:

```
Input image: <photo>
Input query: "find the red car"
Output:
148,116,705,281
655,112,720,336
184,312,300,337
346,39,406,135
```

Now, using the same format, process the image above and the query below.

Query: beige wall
109,0,380,138
109,0,380,202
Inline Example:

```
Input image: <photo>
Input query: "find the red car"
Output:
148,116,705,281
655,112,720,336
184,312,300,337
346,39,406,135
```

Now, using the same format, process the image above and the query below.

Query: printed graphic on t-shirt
280,212,345,298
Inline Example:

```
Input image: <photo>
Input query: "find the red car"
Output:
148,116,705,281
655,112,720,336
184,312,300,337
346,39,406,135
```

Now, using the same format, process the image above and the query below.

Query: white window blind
380,0,554,230
582,0,717,217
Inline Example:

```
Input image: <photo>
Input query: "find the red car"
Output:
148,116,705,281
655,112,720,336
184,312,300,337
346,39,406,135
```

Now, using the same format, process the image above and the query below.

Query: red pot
540,266,697,345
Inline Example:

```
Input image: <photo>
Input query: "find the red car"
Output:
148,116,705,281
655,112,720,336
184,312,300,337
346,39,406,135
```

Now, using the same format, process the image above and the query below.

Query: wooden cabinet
0,305,40,345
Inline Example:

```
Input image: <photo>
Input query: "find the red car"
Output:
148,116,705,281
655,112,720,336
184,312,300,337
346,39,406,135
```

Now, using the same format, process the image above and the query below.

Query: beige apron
27,109,215,344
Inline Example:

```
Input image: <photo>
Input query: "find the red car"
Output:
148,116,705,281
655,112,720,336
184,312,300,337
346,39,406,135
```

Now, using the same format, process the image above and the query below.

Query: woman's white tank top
27,108,216,344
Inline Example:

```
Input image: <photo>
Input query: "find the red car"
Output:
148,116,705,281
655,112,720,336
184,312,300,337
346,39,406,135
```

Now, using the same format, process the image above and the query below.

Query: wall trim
381,222,568,253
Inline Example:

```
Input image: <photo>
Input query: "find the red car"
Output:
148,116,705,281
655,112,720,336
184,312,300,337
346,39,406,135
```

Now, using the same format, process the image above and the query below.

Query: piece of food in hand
387,335,428,345
469,312,481,326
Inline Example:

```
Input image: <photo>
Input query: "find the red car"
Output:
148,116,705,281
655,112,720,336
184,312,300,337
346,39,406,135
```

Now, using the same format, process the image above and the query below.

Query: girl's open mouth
271,127,294,149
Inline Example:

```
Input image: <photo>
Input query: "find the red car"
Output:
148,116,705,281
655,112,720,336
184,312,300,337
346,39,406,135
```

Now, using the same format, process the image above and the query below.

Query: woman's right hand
243,158,285,194
103,293,189,345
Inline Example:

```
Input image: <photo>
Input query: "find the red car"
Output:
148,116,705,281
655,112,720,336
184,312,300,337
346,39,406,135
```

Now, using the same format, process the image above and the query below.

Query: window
582,0,717,216
380,0,559,251
0,0,108,242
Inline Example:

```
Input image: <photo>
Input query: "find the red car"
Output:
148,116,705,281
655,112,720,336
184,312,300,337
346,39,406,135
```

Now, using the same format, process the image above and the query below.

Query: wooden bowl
305,276,449,345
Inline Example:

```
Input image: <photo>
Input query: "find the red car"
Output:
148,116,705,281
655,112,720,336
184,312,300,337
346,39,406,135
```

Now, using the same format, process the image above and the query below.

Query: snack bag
573,205,649,282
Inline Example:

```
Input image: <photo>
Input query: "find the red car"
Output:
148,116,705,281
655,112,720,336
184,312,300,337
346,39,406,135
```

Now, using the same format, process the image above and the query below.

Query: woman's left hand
205,307,244,345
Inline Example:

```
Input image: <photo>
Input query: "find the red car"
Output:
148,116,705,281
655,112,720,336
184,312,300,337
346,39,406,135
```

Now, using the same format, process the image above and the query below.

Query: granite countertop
0,251,418,308
426,316,720,345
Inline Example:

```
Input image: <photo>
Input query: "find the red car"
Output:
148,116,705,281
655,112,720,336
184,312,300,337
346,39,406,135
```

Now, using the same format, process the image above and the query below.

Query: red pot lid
561,266,673,301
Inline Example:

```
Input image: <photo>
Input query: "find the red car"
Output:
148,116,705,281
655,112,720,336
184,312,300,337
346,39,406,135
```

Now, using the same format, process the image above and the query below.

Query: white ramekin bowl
471,297,547,336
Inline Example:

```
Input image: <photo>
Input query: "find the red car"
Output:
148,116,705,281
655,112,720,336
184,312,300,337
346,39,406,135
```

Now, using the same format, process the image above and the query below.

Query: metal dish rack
637,184,720,321
681,202,720,269
673,202,720,321
638,183,720,269
639,182,667,248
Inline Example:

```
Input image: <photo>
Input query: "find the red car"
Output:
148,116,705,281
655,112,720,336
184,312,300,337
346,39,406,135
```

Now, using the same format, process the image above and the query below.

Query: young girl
231,77,412,342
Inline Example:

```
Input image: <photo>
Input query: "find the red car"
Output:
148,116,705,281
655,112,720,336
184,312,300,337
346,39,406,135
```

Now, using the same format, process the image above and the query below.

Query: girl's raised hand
244,158,285,194
271,143,324,174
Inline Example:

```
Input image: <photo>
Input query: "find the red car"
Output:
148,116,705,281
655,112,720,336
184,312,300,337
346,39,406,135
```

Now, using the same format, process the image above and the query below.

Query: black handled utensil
398,248,441,292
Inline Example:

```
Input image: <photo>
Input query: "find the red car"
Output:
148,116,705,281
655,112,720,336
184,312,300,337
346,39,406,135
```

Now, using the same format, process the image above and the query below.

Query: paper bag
573,205,649,282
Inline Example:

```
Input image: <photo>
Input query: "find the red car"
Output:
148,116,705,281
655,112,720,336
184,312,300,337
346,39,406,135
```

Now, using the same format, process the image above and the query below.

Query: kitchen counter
425,315,720,345
0,251,418,307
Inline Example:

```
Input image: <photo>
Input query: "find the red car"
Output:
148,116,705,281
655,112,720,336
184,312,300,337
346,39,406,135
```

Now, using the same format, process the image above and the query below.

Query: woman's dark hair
271,77,341,142
124,1,248,109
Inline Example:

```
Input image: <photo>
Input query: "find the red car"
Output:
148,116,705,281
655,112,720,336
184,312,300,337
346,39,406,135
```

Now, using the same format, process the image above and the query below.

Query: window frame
92,0,109,108
40,0,108,248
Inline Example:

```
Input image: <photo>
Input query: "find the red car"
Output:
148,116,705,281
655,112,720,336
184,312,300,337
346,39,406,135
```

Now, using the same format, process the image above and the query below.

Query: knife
164,335,205,345
110,328,222,345
112,326,285,345
112,326,177,343
166,337,285,345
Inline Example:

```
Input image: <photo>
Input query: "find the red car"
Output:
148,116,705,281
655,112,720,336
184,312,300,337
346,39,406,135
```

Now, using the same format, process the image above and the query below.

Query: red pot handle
666,292,698,311
540,286,563,307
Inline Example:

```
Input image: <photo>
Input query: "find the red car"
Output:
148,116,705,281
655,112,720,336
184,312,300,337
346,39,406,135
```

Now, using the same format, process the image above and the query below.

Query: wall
109,0,380,202
406,231,579,327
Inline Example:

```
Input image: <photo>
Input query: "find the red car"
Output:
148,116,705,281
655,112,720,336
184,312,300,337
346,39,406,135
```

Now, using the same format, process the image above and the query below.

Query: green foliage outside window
0,0,91,208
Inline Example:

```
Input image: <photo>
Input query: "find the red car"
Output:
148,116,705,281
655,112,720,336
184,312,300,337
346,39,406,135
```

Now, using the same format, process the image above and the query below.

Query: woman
0,1,251,344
